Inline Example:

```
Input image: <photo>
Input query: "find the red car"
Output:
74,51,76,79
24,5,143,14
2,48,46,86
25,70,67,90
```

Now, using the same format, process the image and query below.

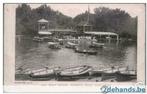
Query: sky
29,4,145,18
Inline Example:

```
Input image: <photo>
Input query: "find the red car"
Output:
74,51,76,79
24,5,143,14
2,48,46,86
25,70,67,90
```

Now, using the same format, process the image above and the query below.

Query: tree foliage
16,4,73,35
16,4,137,39
73,7,137,39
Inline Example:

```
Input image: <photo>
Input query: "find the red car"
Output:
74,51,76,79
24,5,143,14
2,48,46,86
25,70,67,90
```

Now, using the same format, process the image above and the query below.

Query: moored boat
116,68,136,76
65,42,78,49
75,47,97,55
115,69,137,81
57,65,92,78
90,42,104,48
75,38,97,55
48,42,61,49
29,67,60,78
33,36,44,42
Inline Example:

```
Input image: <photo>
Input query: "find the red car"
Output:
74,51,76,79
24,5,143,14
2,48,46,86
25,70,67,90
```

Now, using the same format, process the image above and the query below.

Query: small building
38,19,49,31
76,21,93,33
37,18,76,37
37,18,52,36
76,6,119,41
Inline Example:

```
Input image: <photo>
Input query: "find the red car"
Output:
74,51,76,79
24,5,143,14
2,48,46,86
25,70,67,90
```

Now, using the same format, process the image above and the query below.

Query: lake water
15,36,137,75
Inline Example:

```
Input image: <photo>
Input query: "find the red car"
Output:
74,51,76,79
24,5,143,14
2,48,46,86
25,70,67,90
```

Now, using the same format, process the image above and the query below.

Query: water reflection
16,36,137,72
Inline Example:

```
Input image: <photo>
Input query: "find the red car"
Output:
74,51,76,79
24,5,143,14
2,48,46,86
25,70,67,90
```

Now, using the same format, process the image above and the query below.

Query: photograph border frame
3,3,146,93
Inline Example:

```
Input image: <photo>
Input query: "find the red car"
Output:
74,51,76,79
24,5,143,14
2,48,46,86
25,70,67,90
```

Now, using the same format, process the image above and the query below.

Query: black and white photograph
14,4,139,82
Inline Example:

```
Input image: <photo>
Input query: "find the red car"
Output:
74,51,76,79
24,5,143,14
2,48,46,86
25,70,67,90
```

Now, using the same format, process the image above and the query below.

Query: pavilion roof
85,31,118,36
37,19,49,23
38,31,52,35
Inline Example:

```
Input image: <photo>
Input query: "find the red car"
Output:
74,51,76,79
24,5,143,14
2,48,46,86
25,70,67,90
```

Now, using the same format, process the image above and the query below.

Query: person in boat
44,66,49,69
111,66,115,73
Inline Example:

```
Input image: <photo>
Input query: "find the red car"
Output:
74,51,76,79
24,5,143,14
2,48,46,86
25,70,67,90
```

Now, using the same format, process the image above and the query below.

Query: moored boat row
16,65,136,81
33,36,104,55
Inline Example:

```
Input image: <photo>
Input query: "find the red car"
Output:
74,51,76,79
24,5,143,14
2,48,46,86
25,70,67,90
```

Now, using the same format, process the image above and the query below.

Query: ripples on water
15,36,137,73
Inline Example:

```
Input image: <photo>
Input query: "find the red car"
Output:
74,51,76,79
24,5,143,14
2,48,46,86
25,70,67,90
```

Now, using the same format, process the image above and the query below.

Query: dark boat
75,38,97,55
75,48,97,55
57,65,92,78
99,66,137,81
115,69,137,81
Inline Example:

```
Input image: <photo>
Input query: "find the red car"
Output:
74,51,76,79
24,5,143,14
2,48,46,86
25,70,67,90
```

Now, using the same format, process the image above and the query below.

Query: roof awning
85,32,118,36
38,19,49,23
38,31,52,35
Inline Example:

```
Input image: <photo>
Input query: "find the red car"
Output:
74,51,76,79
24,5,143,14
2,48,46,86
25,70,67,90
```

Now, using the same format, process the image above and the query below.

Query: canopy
38,31,52,35
38,19,49,23
85,32,118,36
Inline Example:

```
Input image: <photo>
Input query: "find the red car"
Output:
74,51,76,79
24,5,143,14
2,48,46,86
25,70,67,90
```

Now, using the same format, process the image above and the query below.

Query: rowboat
65,42,78,49
75,48,97,55
57,65,92,77
48,42,61,49
115,69,137,81
98,66,137,81
33,36,44,42
90,42,104,48
75,38,97,55
29,67,60,78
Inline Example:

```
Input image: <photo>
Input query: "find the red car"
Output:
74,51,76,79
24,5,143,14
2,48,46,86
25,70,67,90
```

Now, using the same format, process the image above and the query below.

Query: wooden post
100,34,101,41
116,35,119,41
108,35,111,44
38,23,40,31
83,26,85,32
116,35,119,45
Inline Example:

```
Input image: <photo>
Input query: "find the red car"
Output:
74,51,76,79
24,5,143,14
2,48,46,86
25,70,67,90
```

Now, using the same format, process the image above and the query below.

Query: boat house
37,18,76,36
76,21,93,33
76,22,119,41
37,18,119,41
76,6,119,41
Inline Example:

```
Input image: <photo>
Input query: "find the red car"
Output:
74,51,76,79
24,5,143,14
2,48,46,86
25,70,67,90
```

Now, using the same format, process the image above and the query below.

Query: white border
1,0,147,94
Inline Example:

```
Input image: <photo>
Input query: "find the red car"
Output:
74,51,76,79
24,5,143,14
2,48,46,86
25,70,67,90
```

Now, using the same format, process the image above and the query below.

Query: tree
16,4,73,36
74,7,137,39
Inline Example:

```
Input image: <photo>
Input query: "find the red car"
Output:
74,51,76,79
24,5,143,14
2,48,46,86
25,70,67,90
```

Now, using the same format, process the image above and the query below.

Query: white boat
29,67,60,78
58,65,92,77
33,36,44,42
65,42,78,49
90,42,104,48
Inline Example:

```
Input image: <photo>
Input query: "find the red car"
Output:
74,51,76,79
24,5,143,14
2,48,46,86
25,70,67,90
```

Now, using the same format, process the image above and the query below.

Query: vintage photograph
15,4,138,82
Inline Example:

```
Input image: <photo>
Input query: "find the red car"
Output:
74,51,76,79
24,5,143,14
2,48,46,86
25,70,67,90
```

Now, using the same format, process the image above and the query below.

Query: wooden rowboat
65,42,78,49
29,67,60,78
57,65,92,77
48,42,61,49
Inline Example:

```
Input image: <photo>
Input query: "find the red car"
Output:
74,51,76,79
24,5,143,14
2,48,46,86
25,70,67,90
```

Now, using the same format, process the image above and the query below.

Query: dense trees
16,4,137,39
73,7,137,39
16,4,73,35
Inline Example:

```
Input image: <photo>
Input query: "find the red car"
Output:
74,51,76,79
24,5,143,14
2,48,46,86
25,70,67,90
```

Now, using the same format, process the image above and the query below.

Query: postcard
4,3,146,93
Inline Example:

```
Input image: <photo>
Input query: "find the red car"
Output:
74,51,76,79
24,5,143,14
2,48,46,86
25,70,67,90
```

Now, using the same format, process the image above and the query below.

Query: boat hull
115,72,137,81
29,73,55,78
75,49,97,55
56,65,92,80
56,72,90,81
